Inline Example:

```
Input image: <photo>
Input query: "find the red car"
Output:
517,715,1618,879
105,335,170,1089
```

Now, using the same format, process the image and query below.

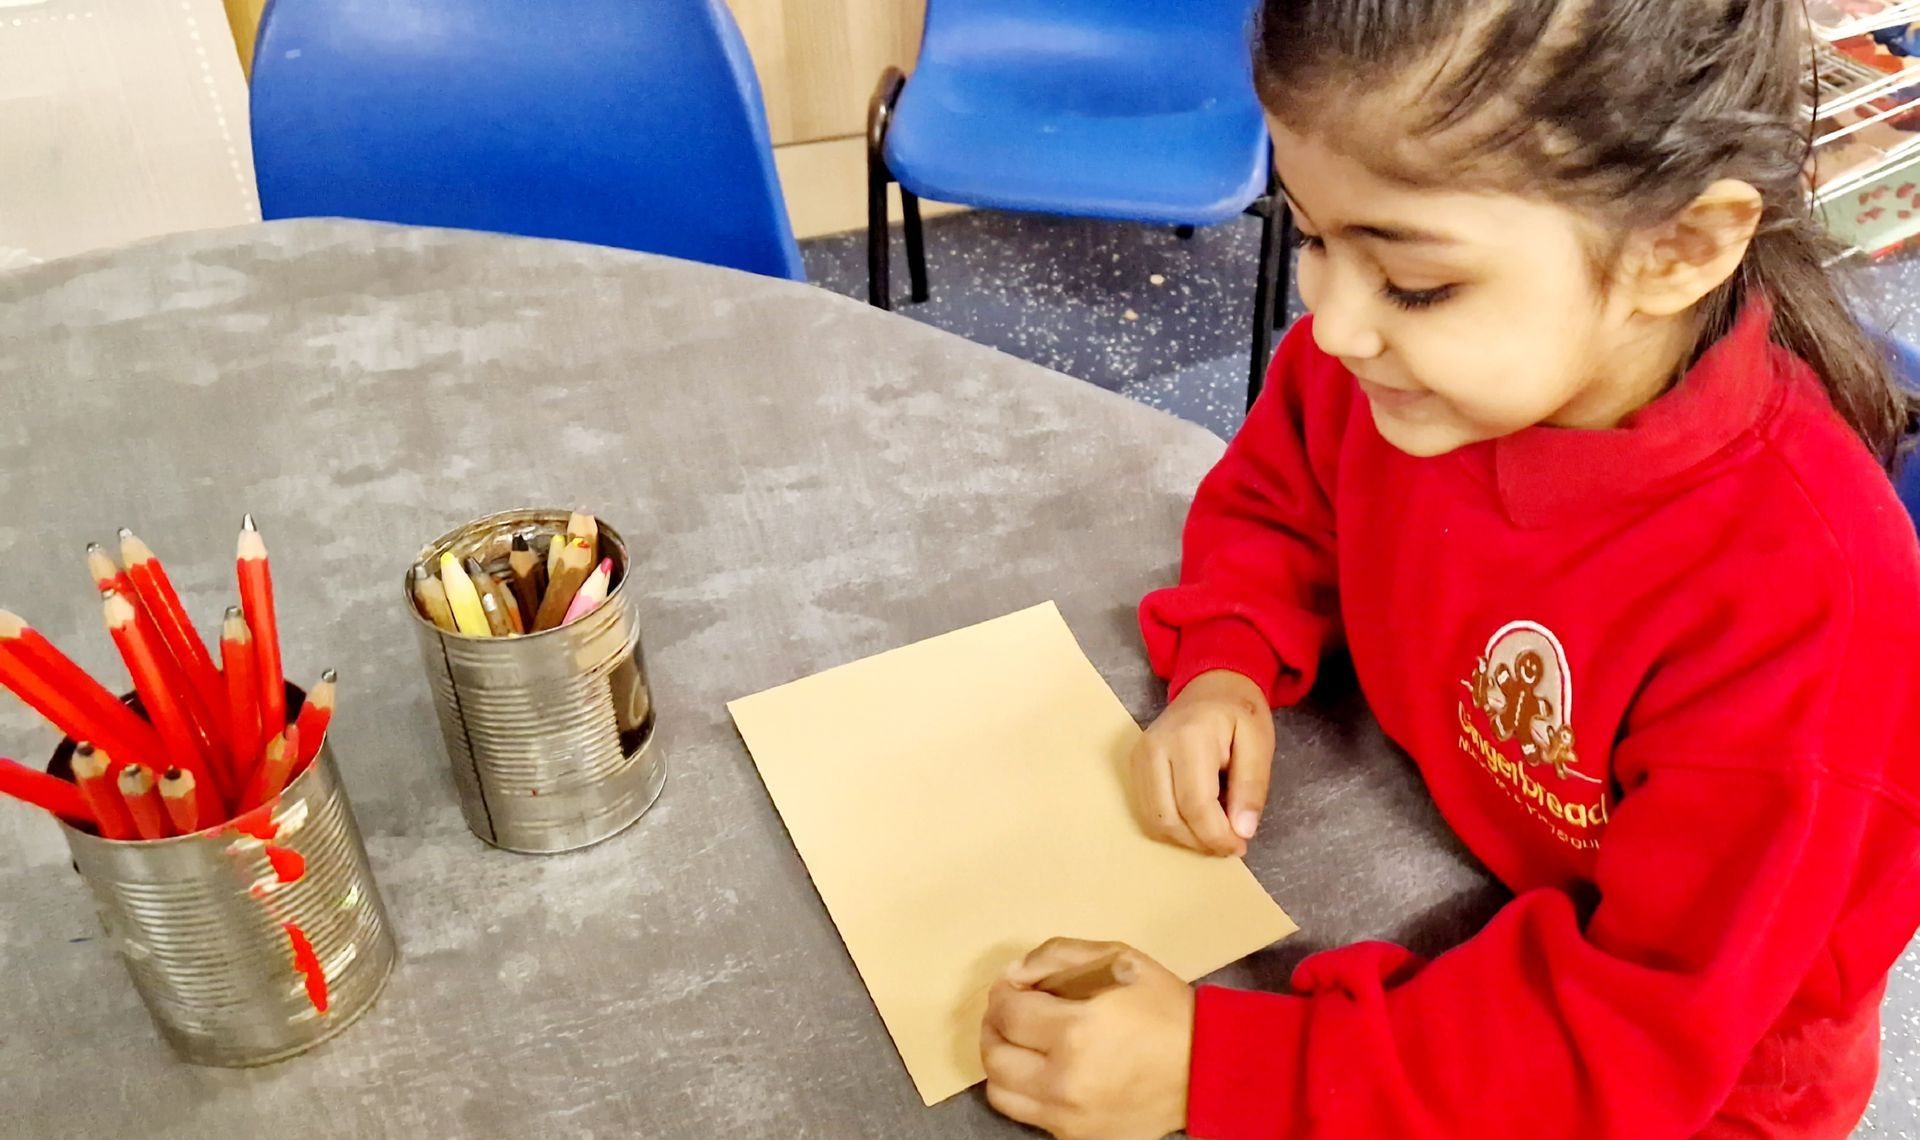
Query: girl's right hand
1128,669,1275,858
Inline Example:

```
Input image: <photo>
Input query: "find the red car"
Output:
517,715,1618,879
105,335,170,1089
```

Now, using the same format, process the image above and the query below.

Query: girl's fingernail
1232,810,1259,839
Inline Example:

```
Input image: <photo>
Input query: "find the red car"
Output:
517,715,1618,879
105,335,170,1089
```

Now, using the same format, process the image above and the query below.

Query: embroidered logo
1458,621,1609,849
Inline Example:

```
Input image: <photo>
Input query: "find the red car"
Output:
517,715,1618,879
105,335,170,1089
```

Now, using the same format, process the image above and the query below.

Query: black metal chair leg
867,155,892,312
1247,194,1284,409
901,187,929,304
1272,201,1294,330
1175,225,1196,240
866,68,907,311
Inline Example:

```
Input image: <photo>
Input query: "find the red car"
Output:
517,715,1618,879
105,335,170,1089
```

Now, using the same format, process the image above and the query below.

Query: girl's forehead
1270,120,1590,251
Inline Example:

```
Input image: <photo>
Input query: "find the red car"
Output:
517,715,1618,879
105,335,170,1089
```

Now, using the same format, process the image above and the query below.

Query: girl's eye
1383,282,1457,311
1292,231,1326,252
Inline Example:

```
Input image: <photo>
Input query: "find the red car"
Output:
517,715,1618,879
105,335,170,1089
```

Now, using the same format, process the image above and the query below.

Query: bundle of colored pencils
412,511,616,638
0,516,337,840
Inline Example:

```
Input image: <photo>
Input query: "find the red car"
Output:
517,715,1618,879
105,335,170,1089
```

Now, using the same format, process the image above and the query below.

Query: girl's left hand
980,938,1194,1140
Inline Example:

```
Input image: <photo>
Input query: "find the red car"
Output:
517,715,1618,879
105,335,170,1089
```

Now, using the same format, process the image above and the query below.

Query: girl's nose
1302,263,1386,363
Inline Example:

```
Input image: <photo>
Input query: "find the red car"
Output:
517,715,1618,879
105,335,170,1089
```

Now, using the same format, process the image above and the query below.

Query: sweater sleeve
1140,321,1354,706
1186,556,1920,1139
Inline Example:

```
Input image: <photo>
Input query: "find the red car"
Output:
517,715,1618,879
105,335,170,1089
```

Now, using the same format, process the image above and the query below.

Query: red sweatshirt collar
1489,300,1782,528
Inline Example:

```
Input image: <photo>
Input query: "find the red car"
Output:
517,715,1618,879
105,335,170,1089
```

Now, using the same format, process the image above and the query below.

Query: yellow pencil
439,551,490,636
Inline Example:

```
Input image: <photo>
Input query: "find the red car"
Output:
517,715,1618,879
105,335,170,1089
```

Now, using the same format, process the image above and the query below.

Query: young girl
979,2,1920,1137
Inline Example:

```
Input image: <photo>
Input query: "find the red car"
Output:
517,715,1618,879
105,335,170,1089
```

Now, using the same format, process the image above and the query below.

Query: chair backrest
1881,335,1920,531
917,0,1261,108
923,0,1257,43
251,0,804,281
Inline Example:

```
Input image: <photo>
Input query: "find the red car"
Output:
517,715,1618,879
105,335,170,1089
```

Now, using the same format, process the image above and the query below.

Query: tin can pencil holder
49,684,397,1067
406,509,663,854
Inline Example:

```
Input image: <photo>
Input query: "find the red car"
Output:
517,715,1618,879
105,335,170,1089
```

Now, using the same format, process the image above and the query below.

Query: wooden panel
729,0,926,147
775,134,965,239
0,0,259,266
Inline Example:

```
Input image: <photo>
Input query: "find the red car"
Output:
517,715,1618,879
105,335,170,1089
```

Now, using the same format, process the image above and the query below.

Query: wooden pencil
159,767,199,834
91,544,221,771
104,593,222,826
567,511,599,567
562,557,613,626
117,764,172,840
292,669,335,769
466,557,522,634
534,539,594,631
508,535,544,629
0,757,94,826
72,744,136,840
121,528,230,730
0,610,170,773
545,532,566,579
244,727,297,810
480,591,513,638
439,552,490,637
1032,951,1136,1001
237,514,287,742
221,606,262,798
412,565,458,632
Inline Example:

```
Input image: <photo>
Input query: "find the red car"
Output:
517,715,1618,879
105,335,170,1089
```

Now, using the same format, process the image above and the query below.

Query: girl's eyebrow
1277,176,1458,246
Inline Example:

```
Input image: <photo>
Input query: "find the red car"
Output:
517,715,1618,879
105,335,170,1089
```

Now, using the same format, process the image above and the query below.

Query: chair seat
885,56,1270,226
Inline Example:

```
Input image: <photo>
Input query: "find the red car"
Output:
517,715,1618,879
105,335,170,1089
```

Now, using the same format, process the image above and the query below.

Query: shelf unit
1811,25,1920,260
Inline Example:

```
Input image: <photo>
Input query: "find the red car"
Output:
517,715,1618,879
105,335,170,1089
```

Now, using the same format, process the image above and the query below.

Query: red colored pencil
72,744,136,840
103,593,223,826
244,726,297,811
117,764,172,840
292,669,335,771
0,610,169,771
91,543,223,774
221,606,262,797
237,515,286,744
0,758,94,825
121,529,231,733
159,767,199,835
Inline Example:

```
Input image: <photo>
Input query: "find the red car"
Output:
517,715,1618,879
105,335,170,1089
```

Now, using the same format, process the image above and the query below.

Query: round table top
0,219,1506,1137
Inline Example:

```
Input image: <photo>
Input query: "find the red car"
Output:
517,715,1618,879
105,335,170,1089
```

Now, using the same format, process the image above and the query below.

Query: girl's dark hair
1255,0,1910,464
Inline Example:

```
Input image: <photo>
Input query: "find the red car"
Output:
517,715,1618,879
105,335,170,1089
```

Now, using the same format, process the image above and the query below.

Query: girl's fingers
985,983,1082,1051
1006,937,1129,986
1225,710,1276,842
983,1077,1053,1132
1172,729,1242,856
1130,737,1202,850
981,1021,1049,1080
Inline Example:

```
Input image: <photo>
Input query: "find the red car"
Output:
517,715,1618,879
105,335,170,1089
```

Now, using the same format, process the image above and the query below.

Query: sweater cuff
1168,617,1283,703
1188,985,1305,1140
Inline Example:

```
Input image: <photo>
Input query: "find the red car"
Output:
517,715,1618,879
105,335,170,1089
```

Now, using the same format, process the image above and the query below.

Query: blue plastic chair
250,0,804,281
1880,334,1920,529
867,0,1286,405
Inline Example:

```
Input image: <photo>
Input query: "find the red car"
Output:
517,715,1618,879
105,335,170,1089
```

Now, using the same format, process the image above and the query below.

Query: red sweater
1141,306,1920,1139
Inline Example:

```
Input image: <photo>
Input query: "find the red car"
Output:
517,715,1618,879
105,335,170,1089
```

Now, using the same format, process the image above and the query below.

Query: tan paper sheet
728,602,1297,1106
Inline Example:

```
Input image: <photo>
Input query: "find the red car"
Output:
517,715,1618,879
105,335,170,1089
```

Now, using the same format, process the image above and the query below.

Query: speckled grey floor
805,214,1920,1134
804,211,1280,440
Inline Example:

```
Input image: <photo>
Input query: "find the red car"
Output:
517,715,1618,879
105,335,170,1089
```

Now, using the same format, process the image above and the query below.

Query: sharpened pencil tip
242,513,257,532
320,668,338,683
116,527,132,540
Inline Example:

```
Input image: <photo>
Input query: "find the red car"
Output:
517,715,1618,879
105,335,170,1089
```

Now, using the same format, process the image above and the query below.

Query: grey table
0,220,1904,1138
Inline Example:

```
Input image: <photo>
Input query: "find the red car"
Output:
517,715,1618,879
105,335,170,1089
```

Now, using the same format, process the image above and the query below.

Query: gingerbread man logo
1464,622,1587,781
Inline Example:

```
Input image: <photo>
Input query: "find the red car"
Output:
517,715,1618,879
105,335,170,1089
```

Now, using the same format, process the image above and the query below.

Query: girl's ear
1616,180,1764,317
